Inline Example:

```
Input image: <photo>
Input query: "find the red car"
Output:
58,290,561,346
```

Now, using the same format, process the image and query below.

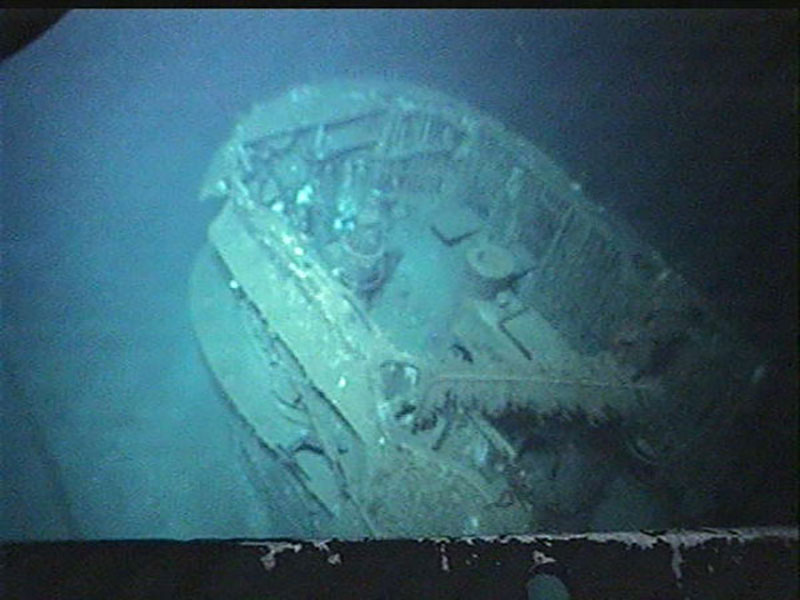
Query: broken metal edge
4,527,797,600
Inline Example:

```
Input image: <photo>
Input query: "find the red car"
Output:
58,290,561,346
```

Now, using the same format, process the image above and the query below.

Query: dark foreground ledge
3,527,797,599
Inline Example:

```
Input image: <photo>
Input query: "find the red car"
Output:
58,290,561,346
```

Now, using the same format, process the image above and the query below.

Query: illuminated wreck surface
190,80,771,538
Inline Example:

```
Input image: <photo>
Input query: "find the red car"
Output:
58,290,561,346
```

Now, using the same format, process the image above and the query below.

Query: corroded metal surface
191,80,767,538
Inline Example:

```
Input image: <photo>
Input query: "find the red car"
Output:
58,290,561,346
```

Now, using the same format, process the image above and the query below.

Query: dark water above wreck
2,10,796,540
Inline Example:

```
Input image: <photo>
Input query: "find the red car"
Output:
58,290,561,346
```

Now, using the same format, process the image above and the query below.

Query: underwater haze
1,9,797,540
